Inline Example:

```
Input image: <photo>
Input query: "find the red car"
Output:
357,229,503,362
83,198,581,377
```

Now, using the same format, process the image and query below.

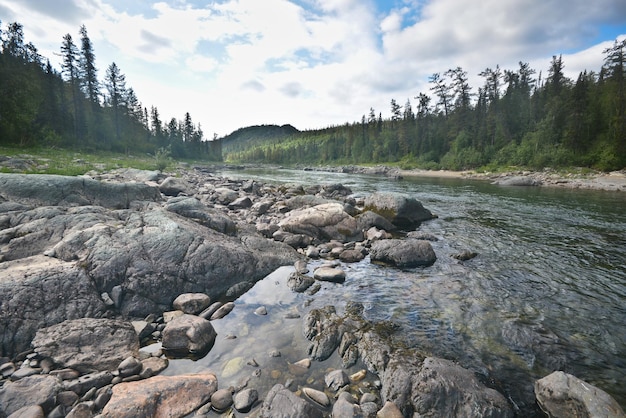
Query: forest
1,19,624,172
0,21,222,161
225,40,626,172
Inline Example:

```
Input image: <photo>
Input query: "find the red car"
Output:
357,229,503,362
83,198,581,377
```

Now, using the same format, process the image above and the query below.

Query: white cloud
2,0,625,136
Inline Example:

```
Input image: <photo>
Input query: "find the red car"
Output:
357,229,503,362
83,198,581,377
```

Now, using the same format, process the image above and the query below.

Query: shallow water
165,168,626,415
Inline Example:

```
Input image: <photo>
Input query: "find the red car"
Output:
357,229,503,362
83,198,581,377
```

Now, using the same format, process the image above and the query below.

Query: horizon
1,0,625,137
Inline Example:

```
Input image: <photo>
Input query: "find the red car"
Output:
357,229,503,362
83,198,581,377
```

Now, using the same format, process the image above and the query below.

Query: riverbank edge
288,164,626,192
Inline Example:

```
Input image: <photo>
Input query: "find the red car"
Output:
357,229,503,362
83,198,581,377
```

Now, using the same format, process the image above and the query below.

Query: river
164,167,626,416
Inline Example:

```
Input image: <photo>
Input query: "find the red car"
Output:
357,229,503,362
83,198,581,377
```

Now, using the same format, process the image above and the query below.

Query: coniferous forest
1,19,624,171
225,40,626,171
0,22,222,161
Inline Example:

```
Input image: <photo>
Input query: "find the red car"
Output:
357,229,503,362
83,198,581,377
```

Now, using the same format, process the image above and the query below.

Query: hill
221,124,300,153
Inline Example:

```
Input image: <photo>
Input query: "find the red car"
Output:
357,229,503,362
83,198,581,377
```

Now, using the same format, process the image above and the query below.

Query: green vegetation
0,145,184,175
225,43,626,172
0,21,221,162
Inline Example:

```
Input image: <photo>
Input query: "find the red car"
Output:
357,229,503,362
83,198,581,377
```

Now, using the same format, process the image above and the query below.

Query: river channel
164,168,626,416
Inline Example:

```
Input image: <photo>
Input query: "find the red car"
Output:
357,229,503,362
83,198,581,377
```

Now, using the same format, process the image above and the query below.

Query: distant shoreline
396,168,626,192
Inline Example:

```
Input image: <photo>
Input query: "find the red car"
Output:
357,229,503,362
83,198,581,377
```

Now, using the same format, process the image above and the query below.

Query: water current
163,168,626,416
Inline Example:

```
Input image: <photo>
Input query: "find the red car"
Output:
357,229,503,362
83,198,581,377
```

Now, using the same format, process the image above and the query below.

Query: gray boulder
356,210,396,232
172,293,211,315
101,373,218,418
535,371,626,418
161,314,217,356
494,175,541,186
370,239,436,267
363,192,434,229
260,384,323,418
412,357,514,418
0,375,62,417
0,173,160,208
31,318,139,373
158,176,191,196
279,202,362,242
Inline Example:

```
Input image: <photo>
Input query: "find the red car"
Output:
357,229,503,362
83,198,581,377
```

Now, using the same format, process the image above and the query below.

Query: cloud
3,0,625,136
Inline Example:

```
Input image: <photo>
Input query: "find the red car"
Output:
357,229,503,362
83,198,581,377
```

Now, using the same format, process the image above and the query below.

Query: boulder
287,272,315,292
158,176,191,196
356,210,396,232
161,314,217,356
313,266,347,283
0,173,161,208
0,374,62,417
363,192,434,229
279,202,362,242
234,388,259,412
304,306,344,361
370,239,436,268
494,176,541,186
535,371,626,418
31,318,139,373
412,357,514,418
100,373,218,418
260,384,323,418
172,293,211,315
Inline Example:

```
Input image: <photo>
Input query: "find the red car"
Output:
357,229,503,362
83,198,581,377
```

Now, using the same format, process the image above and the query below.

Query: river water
164,168,626,416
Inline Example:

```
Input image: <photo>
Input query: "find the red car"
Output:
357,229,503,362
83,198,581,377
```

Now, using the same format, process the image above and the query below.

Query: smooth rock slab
535,371,626,418
31,318,139,373
370,239,436,268
100,373,218,418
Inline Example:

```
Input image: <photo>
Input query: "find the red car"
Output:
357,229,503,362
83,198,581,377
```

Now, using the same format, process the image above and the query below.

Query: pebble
118,356,143,377
268,350,281,358
377,401,404,418
10,366,41,381
233,388,258,412
254,306,268,316
211,388,233,412
303,387,331,407
325,369,349,391
210,302,235,320
349,369,367,382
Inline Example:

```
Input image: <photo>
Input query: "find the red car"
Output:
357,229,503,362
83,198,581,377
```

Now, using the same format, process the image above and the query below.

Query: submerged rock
535,371,626,418
260,384,323,418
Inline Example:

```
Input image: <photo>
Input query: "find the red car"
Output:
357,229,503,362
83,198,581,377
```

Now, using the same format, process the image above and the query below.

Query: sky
1,0,625,138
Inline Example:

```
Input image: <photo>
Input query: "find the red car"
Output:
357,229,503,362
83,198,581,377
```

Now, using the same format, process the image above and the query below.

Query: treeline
228,40,626,171
0,21,221,161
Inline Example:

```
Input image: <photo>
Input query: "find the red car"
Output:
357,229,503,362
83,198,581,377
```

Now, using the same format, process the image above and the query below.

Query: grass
0,146,178,176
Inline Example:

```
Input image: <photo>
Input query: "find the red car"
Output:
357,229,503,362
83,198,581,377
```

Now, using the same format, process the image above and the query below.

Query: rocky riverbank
298,164,626,192
0,166,624,417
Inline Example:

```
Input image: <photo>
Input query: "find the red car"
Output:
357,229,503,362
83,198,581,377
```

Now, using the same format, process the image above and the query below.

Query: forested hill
0,21,221,161
221,124,299,153
226,40,626,172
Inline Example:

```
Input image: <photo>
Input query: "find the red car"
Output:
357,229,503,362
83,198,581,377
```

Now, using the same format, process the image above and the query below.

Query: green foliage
153,145,173,171
223,39,625,172
0,21,222,162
